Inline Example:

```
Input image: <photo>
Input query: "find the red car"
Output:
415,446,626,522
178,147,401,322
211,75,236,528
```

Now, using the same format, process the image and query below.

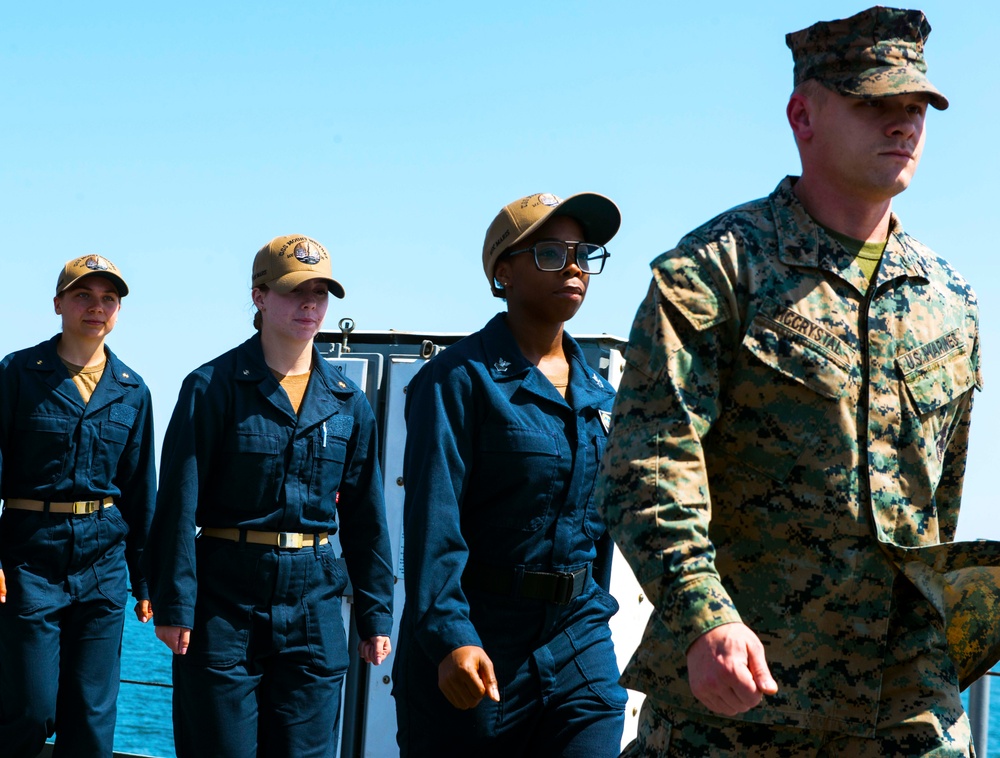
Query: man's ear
787,93,816,142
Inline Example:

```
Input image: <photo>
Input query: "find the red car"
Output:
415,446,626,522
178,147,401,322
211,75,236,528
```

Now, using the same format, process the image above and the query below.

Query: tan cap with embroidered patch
56,255,129,297
482,192,620,297
252,234,345,298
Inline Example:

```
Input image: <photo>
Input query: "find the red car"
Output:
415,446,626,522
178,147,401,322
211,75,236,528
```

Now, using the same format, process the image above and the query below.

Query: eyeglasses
504,241,610,275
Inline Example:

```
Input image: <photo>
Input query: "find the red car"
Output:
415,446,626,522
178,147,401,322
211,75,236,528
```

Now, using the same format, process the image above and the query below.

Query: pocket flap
235,431,281,455
744,304,853,400
479,426,559,456
898,332,976,415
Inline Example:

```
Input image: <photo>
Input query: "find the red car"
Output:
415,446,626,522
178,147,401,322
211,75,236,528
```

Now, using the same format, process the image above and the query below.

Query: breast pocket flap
744,312,852,401
898,342,976,415
235,431,281,455
479,426,559,456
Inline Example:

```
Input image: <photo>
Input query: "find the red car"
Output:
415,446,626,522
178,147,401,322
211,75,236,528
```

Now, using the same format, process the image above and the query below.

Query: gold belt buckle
277,532,304,549
73,500,99,515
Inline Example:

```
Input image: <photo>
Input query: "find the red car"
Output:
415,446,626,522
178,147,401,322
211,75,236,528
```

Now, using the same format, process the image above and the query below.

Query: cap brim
268,271,346,298
59,272,129,298
833,68,949,110
504,192,622,254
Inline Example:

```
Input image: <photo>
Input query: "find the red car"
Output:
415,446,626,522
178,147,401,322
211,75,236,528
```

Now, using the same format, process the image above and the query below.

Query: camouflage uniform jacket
596,177,985,735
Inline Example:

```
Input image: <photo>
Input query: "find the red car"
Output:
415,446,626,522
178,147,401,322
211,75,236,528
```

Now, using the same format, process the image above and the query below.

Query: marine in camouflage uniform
597,7,998,756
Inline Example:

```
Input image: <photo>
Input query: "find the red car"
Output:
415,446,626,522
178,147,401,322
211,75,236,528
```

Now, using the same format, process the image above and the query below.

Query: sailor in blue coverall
0,256,156,758
393,193,627,756
144,235,393,758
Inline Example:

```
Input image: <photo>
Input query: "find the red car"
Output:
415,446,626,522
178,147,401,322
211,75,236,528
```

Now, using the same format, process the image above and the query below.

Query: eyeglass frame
501,240,611,275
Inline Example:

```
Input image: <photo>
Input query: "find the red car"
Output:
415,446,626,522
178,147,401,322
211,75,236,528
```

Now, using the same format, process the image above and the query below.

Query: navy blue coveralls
143,334,394,758
392,314,627,757
0,335,156,758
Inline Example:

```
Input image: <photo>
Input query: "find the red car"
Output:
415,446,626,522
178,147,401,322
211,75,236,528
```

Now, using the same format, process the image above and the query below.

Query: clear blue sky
3,1,998,537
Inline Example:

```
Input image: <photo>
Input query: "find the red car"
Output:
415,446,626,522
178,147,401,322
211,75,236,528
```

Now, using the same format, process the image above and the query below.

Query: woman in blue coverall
393,193,627,756
143,235,394,757
0,256,156,758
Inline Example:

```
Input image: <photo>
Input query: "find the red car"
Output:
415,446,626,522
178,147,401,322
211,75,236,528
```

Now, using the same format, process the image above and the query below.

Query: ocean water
112,612,1000,757
116,613,174,757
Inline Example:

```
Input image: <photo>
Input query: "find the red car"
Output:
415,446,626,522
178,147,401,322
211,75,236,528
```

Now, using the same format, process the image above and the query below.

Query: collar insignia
599,410,612,434
493,357,510,373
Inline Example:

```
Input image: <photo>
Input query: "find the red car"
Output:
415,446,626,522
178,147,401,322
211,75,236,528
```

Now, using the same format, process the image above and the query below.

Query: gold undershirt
543,364,570,398
272,370,311,415
61,358,105,404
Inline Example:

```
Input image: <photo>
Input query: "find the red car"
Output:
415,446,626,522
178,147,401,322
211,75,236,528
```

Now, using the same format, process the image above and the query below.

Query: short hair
793,78,831,103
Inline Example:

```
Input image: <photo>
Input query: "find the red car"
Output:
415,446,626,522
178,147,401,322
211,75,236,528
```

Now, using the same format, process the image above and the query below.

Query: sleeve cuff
423,620,483,666
130,580,150,602
663,575,743,651
356,612,394,641
152,603,195,630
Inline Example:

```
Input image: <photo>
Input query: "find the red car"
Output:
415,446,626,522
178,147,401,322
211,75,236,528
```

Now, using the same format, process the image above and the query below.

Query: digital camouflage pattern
623,577,977,756
595,177,992,735
786,6,948,110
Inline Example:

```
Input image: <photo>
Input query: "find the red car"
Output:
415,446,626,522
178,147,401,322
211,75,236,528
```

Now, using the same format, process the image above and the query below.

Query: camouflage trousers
622,577,974,757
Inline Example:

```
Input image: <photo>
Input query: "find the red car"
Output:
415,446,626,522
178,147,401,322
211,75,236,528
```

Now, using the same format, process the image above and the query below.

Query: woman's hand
359,635,391,665
437,646,500,710
155,625,191,655
134,599,153,622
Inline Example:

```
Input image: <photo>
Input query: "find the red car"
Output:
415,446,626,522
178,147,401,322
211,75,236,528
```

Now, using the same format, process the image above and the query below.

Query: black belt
462,562,591,605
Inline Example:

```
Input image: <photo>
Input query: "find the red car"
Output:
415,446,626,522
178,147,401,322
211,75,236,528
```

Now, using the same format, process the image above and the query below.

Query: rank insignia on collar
591,372,603,386
599,410,612,434
493,357,510,373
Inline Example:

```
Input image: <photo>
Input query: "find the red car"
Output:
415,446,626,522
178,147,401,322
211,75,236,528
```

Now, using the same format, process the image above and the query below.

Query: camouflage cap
786,6,948,110
252,234,345,298
482,191,621,297
56,255,129,297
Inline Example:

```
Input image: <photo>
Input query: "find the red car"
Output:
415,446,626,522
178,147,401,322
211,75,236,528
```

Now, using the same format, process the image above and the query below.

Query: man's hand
359,635,391,665
155,625,191,655
0,569,6,604
134,600,153,623
438,645,500,710
687,622,778,716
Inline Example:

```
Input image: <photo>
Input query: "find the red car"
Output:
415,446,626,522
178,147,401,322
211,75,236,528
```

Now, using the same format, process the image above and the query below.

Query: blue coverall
0,335,156,758
392,314,627,757
143,334,394,758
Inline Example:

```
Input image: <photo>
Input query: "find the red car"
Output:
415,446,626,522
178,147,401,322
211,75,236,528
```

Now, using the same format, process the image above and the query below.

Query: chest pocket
713,309,853,482
897,335,977,462
898,335,976,415
307,416,352,518
92,407,137,487
100,422,130,445
15,414,74,484
474,425,561,531
221,430,282,511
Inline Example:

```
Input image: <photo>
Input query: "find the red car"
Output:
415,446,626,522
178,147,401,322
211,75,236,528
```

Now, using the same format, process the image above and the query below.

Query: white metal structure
315,324,649,757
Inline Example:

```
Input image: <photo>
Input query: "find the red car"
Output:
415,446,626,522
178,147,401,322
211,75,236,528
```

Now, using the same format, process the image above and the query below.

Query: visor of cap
829,67,948,110
267,270,346,298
